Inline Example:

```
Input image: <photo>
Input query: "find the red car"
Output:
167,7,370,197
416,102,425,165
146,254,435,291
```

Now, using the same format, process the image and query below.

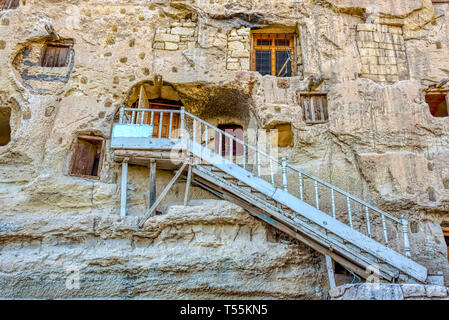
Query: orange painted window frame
252,34,295,77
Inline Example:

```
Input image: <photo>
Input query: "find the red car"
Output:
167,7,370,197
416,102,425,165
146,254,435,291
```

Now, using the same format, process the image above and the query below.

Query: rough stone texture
0,0,449,299
330,283,449,300
226,27,250,71
0,200,327,299
357,24,408,84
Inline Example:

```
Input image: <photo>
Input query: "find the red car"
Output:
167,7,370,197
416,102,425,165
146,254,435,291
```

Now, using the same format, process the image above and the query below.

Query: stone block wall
153,19,198,51
357,24,408,84
226,26,251,71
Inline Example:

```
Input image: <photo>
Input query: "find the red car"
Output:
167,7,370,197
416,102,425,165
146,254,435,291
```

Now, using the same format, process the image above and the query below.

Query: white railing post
331,189,336,218
230,138,233,163
257,151,261,176
269,159,274,185
158,111,163,138
120,158,129,217
193,119,197,144
346,196,353,228
119,107,124,124
382,214,388,246
168,111,173,138
282,157,288,192
180,107,185,140
314,180,319,209
365,206,372,237
298,173,303,200
401,214,411,257
243,145,246,169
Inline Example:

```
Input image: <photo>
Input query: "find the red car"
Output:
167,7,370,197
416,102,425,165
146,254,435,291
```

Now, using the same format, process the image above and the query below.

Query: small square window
69,136,104,179
41,45,71,68
300,94,329,124
253,34,295,77
0,0,19,10
425,93,448,117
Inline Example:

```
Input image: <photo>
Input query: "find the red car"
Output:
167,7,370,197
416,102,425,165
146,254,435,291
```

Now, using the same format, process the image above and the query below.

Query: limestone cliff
1,0,449,299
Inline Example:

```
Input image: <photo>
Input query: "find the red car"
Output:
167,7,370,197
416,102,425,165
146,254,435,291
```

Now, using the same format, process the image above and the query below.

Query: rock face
0,200,326,299
1,0,449,299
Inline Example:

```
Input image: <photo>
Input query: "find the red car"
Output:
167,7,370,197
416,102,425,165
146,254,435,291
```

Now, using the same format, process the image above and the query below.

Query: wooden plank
138,85,149,124
325,255,336,288
184,164,192,206
120,158,129,217
149,160,156,208
138,162,187,228
319,96,325,122
220,189,370,281
192,167,386,281
302,96,309,122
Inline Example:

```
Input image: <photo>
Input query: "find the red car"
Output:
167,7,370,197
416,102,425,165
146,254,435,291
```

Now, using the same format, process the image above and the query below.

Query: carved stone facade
1,0,449,299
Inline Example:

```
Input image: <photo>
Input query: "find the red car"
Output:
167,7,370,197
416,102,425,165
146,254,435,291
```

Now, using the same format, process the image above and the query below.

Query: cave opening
425,94,449,117
0,107,11,146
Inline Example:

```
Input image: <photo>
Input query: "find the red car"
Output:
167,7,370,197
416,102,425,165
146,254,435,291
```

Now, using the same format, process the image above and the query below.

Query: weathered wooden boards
138,162,187,228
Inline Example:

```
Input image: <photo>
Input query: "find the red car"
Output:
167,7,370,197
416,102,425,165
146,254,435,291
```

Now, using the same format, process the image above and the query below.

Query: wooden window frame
0,0,19,10
300,92,329,124
40,41,73,68
252,34,295,77
69,135,105,180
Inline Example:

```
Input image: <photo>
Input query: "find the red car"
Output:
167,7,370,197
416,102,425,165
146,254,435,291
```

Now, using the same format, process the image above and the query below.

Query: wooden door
216,125,243,156
70,139,97,176
149,105,181,139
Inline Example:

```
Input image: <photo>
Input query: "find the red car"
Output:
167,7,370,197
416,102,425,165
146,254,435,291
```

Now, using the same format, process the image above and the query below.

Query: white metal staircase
112,107,428,284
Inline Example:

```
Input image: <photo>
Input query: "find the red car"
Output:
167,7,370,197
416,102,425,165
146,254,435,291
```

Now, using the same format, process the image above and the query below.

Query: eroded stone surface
0,200,327,299
0,0,449,299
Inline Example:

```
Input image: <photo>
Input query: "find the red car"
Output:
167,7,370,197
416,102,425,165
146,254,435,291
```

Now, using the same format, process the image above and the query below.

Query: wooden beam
149,160,156,208
138,162,187,228
184,163,192,206
325,255,336,289
120,158,129,217
221,191,370,281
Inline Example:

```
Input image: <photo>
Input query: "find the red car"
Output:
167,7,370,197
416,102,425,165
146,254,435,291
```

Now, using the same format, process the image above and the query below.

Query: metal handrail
185,110,400,222
117,106,412,257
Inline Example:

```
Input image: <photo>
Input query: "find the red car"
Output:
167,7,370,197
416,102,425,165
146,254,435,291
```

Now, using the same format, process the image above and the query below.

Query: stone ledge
330,283,449,300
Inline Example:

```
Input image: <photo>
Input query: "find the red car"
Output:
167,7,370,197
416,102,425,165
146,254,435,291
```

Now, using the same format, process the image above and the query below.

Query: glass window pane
257,39,272,46
275,51,292,77
275,39,290,46
255,50,272,76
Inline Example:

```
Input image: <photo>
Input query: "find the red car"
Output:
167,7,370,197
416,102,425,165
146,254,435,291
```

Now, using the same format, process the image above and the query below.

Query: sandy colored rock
0,0,449,299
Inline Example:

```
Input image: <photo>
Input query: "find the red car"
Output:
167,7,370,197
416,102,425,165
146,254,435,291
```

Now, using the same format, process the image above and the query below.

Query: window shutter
301,94,328,123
